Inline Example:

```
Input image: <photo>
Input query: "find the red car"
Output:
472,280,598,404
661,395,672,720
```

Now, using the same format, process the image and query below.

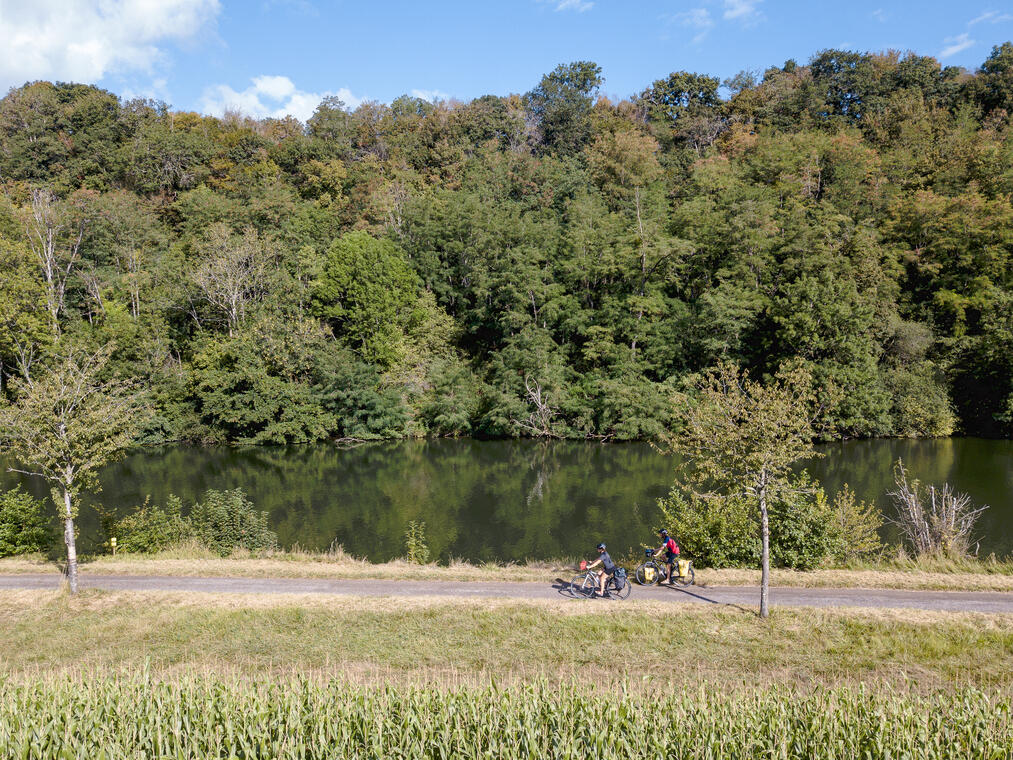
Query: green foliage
113,489,277,556
660,477,885,570
314,231,420,366
526,61,603,155
404,520,431,564
826,484,885,564
190,489,278,556
0,487,51,557
317,353,410,439
2,43,1013,445
113,496,190,553
187,320,337,445
659,489,759,568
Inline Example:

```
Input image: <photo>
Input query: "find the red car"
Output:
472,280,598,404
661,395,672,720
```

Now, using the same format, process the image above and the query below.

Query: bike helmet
596,542,606,551
659,528,669,536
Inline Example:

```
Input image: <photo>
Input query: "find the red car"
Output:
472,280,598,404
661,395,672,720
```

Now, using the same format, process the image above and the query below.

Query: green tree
0,347,143,592
0,234,50,393
663,362,819,617
526,61,603,155
968,41,1013,115
313,231,421,366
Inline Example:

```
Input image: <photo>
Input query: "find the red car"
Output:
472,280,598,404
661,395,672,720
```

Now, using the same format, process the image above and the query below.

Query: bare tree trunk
759,474,769,619
62,488,79,594
631,187,646,354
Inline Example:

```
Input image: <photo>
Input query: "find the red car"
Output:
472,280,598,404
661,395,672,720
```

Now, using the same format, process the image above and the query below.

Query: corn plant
0,676,1010,759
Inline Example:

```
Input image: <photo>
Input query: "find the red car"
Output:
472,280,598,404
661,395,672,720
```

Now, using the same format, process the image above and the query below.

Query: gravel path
2,573,1013,613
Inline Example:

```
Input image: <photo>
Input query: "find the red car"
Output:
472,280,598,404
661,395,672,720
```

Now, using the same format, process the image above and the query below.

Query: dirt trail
2,573,1013,613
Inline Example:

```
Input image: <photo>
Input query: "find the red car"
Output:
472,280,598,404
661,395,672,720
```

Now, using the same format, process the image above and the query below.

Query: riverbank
2,589,1011,689
4,550,1013,592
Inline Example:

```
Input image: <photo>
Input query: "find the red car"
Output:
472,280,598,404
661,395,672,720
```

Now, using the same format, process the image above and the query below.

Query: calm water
2,438,1011,561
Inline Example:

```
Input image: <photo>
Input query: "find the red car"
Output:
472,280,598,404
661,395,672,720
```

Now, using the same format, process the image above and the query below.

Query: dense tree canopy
1,44,1011,445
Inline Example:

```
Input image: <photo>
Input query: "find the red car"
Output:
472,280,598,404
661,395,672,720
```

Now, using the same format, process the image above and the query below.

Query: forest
1,44,1012,445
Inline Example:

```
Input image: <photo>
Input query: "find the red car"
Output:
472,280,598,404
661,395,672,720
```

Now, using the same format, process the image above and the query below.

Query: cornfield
1,676,1009,759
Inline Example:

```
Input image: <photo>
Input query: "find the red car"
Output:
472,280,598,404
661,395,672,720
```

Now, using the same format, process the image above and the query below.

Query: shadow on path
658,584,758,616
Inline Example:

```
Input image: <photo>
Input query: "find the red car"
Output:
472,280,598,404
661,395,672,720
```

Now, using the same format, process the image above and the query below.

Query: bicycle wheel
635,562,661,586
607,576,632,600
674,565,695,587
570,573,595,598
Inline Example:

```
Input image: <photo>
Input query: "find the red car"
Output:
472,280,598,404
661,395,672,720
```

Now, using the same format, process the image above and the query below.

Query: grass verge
1,590,1011,690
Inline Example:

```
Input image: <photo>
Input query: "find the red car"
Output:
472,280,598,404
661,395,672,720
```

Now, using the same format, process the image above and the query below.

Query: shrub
189,488,278,556
767,479,836,571
404,520,431,564
114,496,190,553
887,460,988,557
658,489,759,568
659,475,878,570
0,487,51,557
825,484,884,563
113,489,277,556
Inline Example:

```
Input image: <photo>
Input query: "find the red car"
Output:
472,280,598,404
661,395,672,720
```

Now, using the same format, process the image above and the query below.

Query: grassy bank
2,675,1007,760
2,590,1011,689
3,548,1013,591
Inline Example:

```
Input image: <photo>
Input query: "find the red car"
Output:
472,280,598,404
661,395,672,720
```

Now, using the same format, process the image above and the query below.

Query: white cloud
871,8,888,23
670,8,714,43
722,0,762,23
411,89,449,102
968,10,1013,25
0,0,219,91
200,76,363,122
939,32,976,59
537,0,593,12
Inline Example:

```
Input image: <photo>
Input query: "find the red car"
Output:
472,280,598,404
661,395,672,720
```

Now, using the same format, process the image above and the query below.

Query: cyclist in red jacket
653,529,680,584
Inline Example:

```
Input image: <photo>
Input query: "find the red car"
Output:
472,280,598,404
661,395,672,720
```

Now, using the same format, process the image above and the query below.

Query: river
2,438,1010,562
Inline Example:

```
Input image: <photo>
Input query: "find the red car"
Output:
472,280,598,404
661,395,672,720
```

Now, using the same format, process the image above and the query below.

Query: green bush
189,488,278,556
114,489,277,556
0,487,50,557
404,520,431,564
767,479,836,571
825,484,884,563
659,475,881,570
113,496,190,553
659,489,759,568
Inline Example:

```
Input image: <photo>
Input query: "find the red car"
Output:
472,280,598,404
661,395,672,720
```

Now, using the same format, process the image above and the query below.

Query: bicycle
569,568,632,600
634,549,695,587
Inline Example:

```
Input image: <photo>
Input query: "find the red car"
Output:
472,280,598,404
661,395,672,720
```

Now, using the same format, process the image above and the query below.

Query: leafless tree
514,376,561,438
189,224,269,336
887,460,989,556
22,188,88,336
79,265,107,324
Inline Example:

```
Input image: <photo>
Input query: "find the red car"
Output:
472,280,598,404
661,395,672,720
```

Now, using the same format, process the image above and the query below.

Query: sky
1,0,1011,122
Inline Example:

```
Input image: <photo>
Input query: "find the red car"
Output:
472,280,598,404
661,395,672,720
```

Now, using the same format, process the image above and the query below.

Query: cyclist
653,528,680,584
585,542,617,598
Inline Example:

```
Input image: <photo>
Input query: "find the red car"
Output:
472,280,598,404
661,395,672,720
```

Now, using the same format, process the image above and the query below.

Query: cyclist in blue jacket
585,542,617,598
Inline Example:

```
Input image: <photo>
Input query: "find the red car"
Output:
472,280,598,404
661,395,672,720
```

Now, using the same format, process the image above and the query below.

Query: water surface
2,438,1010,561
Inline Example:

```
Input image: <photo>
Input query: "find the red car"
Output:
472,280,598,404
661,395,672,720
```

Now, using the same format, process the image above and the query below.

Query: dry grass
3,550,1012,591
1,589,1011,691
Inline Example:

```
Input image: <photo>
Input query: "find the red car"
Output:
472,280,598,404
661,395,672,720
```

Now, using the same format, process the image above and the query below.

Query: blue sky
1,1,1011,121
